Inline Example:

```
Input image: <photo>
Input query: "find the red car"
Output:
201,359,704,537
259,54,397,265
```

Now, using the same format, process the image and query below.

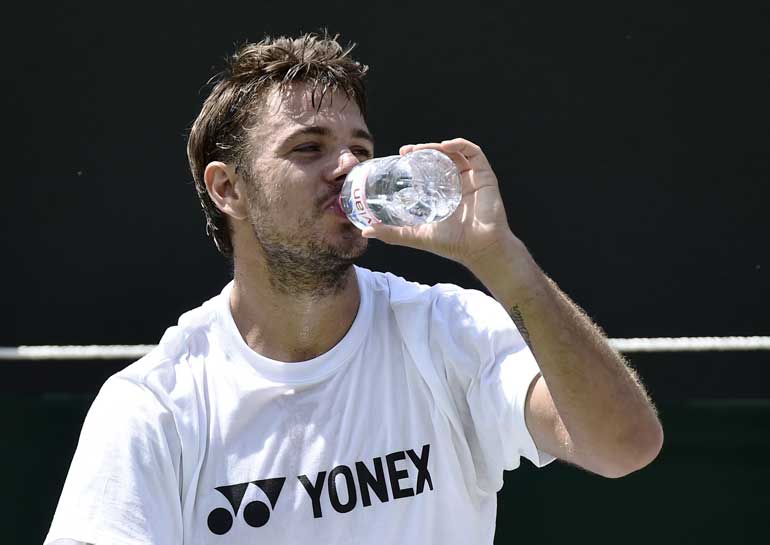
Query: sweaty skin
205,84,374,363
50,87,662,545
362,138,663,478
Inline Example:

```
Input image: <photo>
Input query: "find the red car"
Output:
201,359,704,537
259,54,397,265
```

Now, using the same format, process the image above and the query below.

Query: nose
326,149,360,185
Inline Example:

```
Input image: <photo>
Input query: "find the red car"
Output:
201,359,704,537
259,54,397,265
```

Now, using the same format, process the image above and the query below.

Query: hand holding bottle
357,138,519,272
339,149,462,229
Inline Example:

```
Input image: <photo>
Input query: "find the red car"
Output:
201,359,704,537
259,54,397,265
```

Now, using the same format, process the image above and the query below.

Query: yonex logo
207,444,432,534
298,444,433,519
207,477,285,535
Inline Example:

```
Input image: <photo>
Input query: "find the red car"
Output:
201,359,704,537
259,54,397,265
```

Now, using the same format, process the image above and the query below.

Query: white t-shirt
45,267,553,545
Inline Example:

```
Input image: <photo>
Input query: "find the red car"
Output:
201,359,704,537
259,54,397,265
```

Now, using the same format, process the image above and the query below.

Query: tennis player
45,32,662,545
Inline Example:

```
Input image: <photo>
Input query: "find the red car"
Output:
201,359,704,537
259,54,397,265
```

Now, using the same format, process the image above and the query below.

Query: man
45,33,662,545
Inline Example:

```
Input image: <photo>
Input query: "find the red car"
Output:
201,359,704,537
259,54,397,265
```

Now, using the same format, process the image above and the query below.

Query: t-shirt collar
215,266,372,383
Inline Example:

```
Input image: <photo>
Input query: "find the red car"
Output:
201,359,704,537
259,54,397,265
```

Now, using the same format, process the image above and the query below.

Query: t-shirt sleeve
44,376,183,545
430,288,555,493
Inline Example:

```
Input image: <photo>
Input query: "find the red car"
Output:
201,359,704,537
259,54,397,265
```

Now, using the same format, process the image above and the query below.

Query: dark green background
8,394,769,544
2,0,768,542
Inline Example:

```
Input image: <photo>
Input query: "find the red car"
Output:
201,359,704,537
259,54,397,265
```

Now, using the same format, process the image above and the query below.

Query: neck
230,257,361,363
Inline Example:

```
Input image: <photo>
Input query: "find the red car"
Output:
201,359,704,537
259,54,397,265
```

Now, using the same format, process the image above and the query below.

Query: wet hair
186,31,369,256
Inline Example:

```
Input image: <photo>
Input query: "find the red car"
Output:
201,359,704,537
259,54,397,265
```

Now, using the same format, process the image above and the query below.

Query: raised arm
470,238,662,477
360,138,663,477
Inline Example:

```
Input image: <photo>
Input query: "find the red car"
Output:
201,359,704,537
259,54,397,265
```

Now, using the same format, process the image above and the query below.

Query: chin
320,227,366,259
331,236,368,261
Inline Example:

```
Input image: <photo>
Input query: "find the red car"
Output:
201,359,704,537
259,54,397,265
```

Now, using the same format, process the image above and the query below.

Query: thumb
361,223,425,249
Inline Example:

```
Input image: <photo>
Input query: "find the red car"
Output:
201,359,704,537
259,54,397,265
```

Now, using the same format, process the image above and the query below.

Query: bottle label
348,162,381,226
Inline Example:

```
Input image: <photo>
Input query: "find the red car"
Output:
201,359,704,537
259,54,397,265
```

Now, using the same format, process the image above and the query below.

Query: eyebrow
283,126,375,146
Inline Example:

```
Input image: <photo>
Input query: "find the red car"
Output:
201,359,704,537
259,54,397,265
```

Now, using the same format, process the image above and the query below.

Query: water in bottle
339,149,462,230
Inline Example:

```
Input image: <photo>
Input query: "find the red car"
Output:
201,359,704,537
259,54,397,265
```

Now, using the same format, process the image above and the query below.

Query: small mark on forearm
509,305,532,347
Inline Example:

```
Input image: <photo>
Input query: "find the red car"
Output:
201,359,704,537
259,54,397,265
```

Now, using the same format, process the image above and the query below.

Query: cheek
263,186,287,209
248,164,291,208
248,161,320,220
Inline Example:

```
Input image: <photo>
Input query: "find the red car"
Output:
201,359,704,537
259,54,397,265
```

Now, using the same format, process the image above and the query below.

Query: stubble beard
247,183,368,299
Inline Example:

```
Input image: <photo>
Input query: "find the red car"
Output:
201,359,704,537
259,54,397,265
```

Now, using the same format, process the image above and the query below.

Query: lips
321,192,346,218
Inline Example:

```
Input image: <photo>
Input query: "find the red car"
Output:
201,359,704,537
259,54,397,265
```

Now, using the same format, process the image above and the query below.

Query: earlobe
204,161,249,220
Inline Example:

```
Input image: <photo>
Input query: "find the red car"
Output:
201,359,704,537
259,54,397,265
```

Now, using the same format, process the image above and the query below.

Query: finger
408,142,443,152
439,138,492,173
439,150,473,174
360,223,428,251
401,142,440,155
403,142,473,174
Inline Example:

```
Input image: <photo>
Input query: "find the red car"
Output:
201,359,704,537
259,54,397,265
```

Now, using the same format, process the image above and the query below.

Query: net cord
1,337,769,360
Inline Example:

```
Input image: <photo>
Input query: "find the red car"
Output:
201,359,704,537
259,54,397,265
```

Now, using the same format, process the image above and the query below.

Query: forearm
468,234,663,476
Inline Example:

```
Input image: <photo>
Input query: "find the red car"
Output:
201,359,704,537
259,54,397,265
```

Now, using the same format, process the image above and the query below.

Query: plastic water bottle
339,149,462,229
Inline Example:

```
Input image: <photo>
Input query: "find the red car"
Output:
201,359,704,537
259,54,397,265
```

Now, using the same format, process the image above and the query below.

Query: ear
203,161,249,220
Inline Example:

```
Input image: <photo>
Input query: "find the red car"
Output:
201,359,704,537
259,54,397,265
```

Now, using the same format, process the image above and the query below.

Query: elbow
593,420,665,479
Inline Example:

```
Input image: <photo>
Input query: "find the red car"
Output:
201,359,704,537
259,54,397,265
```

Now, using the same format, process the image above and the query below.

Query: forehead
254,83,368,143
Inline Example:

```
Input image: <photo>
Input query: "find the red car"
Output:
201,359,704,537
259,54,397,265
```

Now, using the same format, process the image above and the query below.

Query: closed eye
294,144,321,153
352,148,373,160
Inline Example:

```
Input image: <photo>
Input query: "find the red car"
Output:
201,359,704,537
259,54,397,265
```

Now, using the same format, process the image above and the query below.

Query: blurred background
1,1,768,543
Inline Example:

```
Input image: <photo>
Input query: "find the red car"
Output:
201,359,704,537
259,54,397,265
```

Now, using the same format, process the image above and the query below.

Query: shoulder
358,266,511,340
359,266,463,307
361,267,504,322
104,285,227,408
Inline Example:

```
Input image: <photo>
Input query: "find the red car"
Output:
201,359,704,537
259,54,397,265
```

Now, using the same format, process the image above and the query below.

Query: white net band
1,337,769,360
0,345,158,360
609,336,770,352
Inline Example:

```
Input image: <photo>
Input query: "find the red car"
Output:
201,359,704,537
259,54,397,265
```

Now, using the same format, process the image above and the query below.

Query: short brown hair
187,32,369,256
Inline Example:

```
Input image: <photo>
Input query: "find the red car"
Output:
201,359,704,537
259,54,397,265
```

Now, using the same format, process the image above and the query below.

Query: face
238,83,374,295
